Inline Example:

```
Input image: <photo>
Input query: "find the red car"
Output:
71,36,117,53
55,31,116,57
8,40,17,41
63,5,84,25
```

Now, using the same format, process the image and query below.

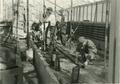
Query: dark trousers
45,26,55,47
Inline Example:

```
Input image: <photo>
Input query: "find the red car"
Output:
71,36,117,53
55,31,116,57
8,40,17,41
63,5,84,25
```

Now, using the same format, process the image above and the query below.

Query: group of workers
0,7,97,69
31,7,97,67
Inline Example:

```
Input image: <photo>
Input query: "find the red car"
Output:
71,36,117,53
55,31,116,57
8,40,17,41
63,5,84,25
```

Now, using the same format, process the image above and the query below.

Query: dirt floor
19,39,108,84
56,44,108,84
52,58,108,84
52,41,108,84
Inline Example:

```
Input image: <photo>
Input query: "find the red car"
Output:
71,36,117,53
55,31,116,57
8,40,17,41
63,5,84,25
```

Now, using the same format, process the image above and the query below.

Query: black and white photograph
0,0,120,84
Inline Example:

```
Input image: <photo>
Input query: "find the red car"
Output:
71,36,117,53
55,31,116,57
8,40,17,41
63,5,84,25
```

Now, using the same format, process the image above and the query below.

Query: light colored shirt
46,13,56,26
85,39,97,54
40,13,56,38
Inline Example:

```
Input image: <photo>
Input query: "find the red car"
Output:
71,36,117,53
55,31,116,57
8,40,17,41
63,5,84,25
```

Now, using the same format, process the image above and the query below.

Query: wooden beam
55,44,84,66
108,0,120,83
71,0,105,9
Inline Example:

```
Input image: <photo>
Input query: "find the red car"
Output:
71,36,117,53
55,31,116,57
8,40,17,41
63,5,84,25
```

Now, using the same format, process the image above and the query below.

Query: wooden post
77,7,79,21
0,0,3,21
73,8,75,21
12,0,14,20
78,6,81,21
70,0,73,21
43,0,46,51
54,0,56,20
70,0,73,37
11,0,14,34
15,0,20,55
75,7,77,21
101,2,104,23
91,4,93,22
94,3,98,22
82,6,85,21
104,0,110,70
75,7,76,21
16,0,20,39
108,0,120,83
86,5,88,20
27,0,30,49
67,10,70,21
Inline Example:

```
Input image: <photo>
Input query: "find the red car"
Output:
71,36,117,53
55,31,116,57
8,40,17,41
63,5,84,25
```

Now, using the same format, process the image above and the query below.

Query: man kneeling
76,36,97,67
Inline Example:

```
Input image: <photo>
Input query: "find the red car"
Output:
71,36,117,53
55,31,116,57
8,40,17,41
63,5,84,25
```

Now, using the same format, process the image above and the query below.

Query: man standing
56,9,66,45
40,7,56,47
45,7,56,27
76,36,97,66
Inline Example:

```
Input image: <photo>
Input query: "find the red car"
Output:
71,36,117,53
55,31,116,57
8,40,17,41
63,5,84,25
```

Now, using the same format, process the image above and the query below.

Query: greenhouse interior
0,0,120,84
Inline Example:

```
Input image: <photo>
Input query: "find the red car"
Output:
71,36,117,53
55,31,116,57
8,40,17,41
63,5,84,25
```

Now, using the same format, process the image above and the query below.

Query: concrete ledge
30,40,59,84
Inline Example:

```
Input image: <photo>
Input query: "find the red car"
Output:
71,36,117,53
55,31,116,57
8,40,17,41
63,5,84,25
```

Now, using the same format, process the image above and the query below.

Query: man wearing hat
40,7,56,47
